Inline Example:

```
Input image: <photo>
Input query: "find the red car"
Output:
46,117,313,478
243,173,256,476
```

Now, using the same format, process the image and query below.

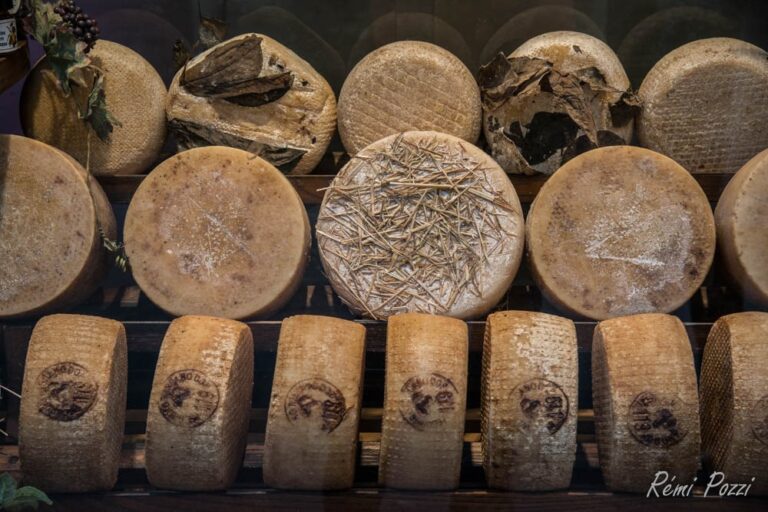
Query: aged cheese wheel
317,131,524,320
19,314,127,492
592,313,700,493
263,315,366,490
481,311,578,490
124,146,311,319
526,145,715,320
0,135,116,319
379,313,468,490
714,149,768,308
145,315,254,491
21,40,166,175
337,41,481,156
638,38,768,174
166,33,336,175
701,312,768,495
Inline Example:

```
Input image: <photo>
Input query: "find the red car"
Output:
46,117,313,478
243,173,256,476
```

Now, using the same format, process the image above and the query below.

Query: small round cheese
19,314,127,492
124,146,311,319
337,41,481,155
638,38,768,174
526,145,715,320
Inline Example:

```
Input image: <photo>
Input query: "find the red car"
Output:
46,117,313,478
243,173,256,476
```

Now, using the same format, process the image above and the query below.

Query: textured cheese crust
263,315,366,490
19,314,127,492
145,316,254,491
379,313,468,490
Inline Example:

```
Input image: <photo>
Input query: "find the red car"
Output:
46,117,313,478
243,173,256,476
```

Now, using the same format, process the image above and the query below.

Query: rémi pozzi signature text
647,471,756,498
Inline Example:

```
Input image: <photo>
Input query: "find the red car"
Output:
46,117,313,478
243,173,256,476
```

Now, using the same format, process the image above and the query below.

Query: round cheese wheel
263,315,366,490
526,145,715,320
379,313,468,490
0,135,116,319
638,38,768,174
592,313,700,493
481,311,578,490
145,315,254,491
19,314,127,492
21,40,167,175
715,149,768,308
337,41,481,156
701,312,768,495
166,33,336,175
317,131,524,320
124,146,311,319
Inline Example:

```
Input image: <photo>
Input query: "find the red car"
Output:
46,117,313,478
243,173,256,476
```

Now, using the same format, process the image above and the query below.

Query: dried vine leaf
198,15,227,49
77,70,121,142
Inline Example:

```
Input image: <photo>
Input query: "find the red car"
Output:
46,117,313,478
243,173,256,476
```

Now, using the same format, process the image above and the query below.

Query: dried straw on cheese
379,313,468,490
701,312,768,495
145,316,254,491
638,38,768,174
124,146,310,319
317,131,524,320
263,315,366,490
19,314,127,492
592,313,700,493
21,40,166,175
526,145,715,320
0,135,116,319
337,41,481,155
481,311,577,490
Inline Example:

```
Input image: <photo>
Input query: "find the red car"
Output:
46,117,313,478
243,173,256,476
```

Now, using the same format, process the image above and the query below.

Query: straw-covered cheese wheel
638,38,768,174
715,149,768,308
145,316,254,491
263,315,366,490
592,313,700,493
338,41,481,155
19,314,127,492
701,312,768,495
481,311,578,490
0,135,116,319
526,145,715,320
21,40,167,175
379,313,468,490
124,146,310,319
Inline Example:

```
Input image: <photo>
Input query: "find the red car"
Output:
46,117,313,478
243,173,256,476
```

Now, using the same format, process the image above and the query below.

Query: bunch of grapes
53,1,100,53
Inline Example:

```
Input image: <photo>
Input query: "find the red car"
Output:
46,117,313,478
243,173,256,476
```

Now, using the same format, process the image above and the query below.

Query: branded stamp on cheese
399,373,458,431
36,362,99,422
628,391,688,448
158,369,220,428
283,378,348,433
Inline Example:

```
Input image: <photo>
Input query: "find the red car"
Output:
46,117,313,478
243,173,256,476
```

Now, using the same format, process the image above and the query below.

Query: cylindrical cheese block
481,311,578,490
638,38,768,174
592,313,700,493
145,315,254,491
701,312,768,495
0,135,117,319
379,313,468,490
263,315,366,490
19,314,127,492
715,148,768,308
124,146,311,319
526,145,715,320
338,41,481,155
21,40,167,175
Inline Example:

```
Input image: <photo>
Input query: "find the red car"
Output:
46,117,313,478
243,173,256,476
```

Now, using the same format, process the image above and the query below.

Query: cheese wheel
337,41,481,156
19,314,127,492
714,149,768,308
263,315,366,490
21,40,166,175
166,33,336,175
145,315,254,491
379,313,468,490
638,38,768,174
317,131,524,320
701,312,768,495
592,313,700,493
0,135,116,319
481,311,578,490
526,145,715,320
124,146,311,319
